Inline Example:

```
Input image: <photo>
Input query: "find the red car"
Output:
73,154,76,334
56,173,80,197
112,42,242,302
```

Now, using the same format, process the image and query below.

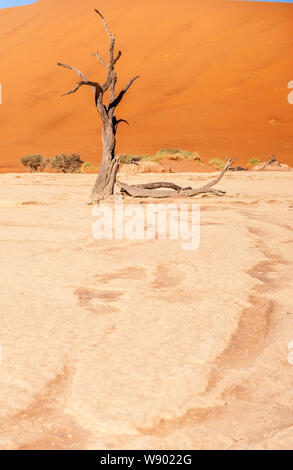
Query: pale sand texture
0,171,292,449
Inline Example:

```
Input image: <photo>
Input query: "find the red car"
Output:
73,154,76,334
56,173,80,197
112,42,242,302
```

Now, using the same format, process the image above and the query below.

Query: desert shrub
139,155,161,162
119,154,141,164
156,149,200,161
50,153,84,173
21,155,49,172
156,148,183,156
185,152,201,161
81,162,97,172
209,158,226,169
248,158,260,167
120,154,160,164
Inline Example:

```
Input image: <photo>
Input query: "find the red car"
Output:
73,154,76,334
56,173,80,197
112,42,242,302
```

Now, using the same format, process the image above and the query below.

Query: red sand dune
0,0,292,171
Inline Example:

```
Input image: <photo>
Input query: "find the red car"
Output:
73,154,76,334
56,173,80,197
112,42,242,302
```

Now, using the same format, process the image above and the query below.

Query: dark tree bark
58,9,139,203
58,10,232,202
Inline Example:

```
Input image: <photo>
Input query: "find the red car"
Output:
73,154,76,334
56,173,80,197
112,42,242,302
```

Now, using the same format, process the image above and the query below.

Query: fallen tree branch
117,157,232,198
92,51,109,68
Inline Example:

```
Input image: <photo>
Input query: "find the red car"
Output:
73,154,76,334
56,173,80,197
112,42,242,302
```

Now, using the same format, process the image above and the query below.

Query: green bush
81,162,97,172
209,158,226,169
50,153,84,173
21,155,49,172
248,158,260,167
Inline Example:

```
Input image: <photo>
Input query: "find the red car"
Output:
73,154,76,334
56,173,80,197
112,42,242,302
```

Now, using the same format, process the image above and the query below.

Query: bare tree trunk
88,122,119,202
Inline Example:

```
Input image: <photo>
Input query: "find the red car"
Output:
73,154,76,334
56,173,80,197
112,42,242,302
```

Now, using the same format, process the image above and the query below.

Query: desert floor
0,170,293,450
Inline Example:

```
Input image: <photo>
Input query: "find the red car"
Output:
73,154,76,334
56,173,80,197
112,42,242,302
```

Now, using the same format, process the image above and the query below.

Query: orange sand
0,0,292,171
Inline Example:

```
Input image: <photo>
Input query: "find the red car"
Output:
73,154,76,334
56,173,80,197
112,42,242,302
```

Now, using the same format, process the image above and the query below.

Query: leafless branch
200,157,233,190
113,117,130,133
109,75,140,110
61,80,102,98
57,62,101,98
57,62,89,81
94,9,113,42
117,158,232,198
115,118,130,126
94,9,116,93
113,51,122,65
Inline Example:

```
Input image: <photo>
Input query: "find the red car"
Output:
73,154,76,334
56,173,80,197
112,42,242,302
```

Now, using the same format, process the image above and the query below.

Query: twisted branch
117,158,232,198
61,80,102,97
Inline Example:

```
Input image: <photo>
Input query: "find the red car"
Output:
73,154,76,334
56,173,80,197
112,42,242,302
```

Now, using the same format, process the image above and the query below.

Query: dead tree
58,9,139,203
118,157,232,197
58,10,231,202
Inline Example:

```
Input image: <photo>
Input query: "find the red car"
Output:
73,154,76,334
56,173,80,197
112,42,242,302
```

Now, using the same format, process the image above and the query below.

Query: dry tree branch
92,50,121,69
61,80,102,97
199,157,234,190
57,62,101,98
57,62,89,81
94,9,114,44
117,158,232,198
113,51,122,65
109,75,140,110
92,51,109,68
94,9,116,93
113,118,130,133
57,61,107,120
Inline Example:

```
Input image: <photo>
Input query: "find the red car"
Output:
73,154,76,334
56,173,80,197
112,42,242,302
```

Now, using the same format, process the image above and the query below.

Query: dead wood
117,158,232,198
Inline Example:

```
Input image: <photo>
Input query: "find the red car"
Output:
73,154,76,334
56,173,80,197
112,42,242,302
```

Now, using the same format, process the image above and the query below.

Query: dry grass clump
81,162,97,172
248,158,260,167
120,154,161,164
209,158,226,169
156,149,200,161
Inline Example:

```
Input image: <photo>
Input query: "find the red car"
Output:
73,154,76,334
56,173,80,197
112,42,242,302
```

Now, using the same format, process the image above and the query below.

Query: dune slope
0,0,292,170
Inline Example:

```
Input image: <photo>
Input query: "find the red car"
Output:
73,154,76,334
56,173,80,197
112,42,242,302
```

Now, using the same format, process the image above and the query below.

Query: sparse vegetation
119,149,203,166
81,162,97,172
209,158,226,169
248,158,260,167
50,153,84,173
120,154,161,164
156,149,200,161
21,155,49,172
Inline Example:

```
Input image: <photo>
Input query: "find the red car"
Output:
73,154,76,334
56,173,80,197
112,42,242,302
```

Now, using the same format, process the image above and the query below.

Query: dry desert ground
0,170,293,450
